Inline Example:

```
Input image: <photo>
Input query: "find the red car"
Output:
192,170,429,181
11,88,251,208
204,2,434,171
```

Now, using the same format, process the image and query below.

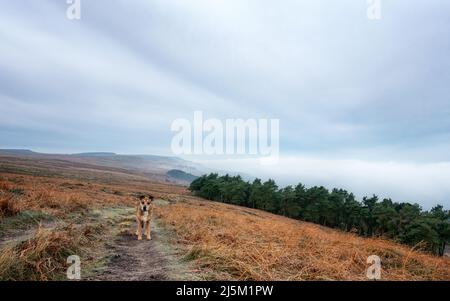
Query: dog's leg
145,221,151,240
137,220,143,240
135,218,140,236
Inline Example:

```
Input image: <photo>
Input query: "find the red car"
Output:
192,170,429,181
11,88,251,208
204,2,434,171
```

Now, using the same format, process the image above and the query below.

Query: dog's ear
139,195,145,201
148,195,154,201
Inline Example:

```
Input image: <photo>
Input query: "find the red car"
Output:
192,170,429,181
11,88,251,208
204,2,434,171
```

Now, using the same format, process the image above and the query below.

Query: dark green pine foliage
189,174,450,256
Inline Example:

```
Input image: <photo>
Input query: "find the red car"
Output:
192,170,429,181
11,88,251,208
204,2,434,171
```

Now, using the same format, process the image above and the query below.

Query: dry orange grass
0,174,145,217
0,172,187,218
2,168,449,281
0,224,102,280
0,167,191,280
0,180,20,217
158,198,450,280
0,169,188,224
0,194,20,217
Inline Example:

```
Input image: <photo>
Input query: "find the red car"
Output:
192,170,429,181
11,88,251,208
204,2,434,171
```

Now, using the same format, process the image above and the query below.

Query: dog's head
138,195,154,212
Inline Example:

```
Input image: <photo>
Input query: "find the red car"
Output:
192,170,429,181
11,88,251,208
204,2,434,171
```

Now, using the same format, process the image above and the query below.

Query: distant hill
0,149,252,183
166,169,198,184
0,149,209,182
73,152,117,157
0,149,38,155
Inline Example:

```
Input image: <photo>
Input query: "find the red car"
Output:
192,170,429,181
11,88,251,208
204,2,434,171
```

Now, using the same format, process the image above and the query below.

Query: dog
135,195,155,240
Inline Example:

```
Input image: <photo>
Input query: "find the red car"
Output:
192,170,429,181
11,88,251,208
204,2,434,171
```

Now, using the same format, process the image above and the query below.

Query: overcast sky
1,0,450,208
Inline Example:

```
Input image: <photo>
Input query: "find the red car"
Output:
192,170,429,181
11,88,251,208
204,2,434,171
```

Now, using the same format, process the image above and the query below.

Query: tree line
189,173,450,256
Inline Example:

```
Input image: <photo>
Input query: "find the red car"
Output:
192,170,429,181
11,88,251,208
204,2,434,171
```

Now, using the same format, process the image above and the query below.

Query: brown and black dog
135,195,154,240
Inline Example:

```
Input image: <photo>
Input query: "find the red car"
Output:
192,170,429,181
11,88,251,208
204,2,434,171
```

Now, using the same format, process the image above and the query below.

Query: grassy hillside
166,169,198,184
0,158,188,280
158,198,450,280
0,155,449,281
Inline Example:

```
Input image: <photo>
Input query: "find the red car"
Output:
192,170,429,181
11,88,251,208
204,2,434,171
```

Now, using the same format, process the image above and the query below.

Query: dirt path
92,221,170,280
0,200,198,281
86,200,199,281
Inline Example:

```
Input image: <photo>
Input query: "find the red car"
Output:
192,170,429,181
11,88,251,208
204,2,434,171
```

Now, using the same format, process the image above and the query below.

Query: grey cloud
0,0,450,206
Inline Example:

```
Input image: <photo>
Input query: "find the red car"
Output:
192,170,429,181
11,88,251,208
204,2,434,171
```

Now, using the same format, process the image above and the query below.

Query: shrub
0,194,20,217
